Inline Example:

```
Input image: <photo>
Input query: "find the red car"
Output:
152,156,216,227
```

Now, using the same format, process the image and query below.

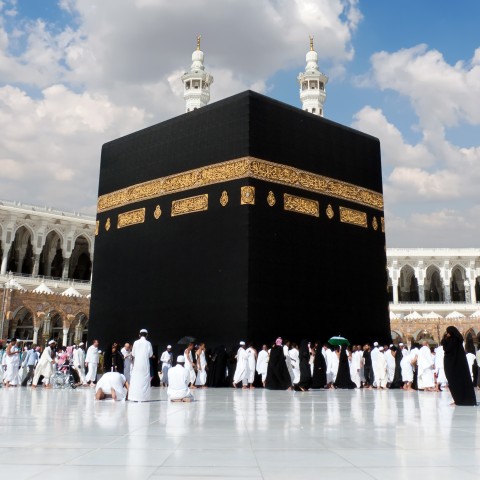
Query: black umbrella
177,336,196,345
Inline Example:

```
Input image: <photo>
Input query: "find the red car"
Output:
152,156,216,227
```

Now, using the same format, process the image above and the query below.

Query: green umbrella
328,336,350,346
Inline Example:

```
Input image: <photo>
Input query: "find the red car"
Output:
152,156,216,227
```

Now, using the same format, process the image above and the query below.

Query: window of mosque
185,81,190,90
193,80,200,89
312,108,316,113
310,81,318,89
320,109,323,116
302,82,307,90
320,82,324,90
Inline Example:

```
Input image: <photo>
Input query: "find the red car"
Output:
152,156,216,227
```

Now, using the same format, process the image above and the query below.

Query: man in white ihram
121,343,133,383
73,343,86,386
232,341,248,388
167,355,194,402
85,339,99,385
128,328,153,402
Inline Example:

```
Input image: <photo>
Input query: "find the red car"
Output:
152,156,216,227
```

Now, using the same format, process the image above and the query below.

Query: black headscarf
311,343,327,388
442,326,477,406
389,346,403,389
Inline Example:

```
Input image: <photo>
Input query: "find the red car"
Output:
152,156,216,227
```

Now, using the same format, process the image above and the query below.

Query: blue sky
1,0,479,247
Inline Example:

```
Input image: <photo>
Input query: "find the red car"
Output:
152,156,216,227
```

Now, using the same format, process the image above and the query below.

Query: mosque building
1,38,479,346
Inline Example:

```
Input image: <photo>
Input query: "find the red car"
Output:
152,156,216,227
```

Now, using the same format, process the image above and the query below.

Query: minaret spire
181,35,214,112
297,36,328,116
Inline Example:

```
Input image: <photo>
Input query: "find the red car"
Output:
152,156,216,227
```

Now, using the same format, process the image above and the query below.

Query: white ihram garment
256,350,269,382
4,346,21,385
184,349,196,385
350,351,361,388
73,347,86,384
195,350,207,386
96,372,127,401
33,346,54,385
330,351,339,383
385,350,396,383
400,352,414,383
233,347,248,385
434,346,447,385
85,345,99,383
167,365,194,401
466,353,476,382
246,347,256,384
370,347,380,386
129,337,153,402
284,345,294,384
121,347,133,383
417,346,435,389
289,348,300,384
374,353,388,388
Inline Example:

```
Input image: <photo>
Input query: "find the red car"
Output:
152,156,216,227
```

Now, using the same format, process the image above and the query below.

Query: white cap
167,345,172,349
177,355,185,363
48,340,55,345
373,342,378,347
399,343,404,346
239,341,246,346
379,346,384,351
79,342,84,346
140,328,148,334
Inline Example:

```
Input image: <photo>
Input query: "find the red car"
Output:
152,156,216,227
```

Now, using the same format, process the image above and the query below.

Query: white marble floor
0,386,479,479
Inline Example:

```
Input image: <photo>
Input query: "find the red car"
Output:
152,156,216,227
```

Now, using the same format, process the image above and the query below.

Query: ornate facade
388,248,480,346
0,200,94,345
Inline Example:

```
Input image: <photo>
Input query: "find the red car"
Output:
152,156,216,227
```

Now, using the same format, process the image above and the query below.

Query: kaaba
90,90,391,348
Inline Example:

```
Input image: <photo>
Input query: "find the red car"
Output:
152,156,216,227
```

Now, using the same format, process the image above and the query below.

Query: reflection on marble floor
0,387,478,479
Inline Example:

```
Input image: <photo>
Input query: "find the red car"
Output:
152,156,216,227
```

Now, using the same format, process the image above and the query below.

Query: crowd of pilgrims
1,326,478,406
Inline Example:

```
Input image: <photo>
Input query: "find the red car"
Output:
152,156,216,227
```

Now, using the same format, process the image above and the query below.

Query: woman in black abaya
333,344,356,389
442,326,477,406
207,345,228,387
295,340,312,391
265,339,292,390
389,346,404,389
311,341,327,388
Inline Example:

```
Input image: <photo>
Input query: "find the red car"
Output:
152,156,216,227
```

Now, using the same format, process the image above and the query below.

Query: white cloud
0,0,360,215
352,106,435,168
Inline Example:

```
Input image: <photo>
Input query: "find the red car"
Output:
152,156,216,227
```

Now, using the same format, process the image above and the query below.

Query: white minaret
297,36,328,116
181,35,214,113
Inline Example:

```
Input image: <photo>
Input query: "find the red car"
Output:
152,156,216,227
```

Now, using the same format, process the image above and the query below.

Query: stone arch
7,225,35,274
450,265,466,302
398,265,419,302
464,328,478,352
12,307,34,341
387,273,393,302
69,235,92,280
424,265,444,302
71,312,88,344
50,311,65,345
416,329,434,344
391,330,404,343
38,230,64,278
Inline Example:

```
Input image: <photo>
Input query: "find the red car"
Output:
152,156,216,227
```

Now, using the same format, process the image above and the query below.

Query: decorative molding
171,194,208,217
339,207,367,228
326,204,334,219
95,221,99,236
105,218,111,231
381,217,385,233
154,205,162,219
220,191,228,207
117,208,146,229
267,191,276,207
372,216,378,231
241,186,255,205
284,193,319,217
97,156,383,213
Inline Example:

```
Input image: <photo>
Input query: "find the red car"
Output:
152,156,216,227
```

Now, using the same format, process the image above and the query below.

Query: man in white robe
3,339,21,387
370,342,380,387
233,341,248,387
129,329,153,402
330,347,339,385
283,341,295,384
434,344,447,389
95,371,128,401
160,345,173,387
85,340,99,385
167,356,194,402
256,345,269,386
417,341,435,390
323,345,334,386
350,346,362,388
385,345,396,385
246,344,257,388
373,346,388,388
73,343,86,386
183,342,197,387
32,340,56,388
400,350,413,389
121,343,133,383
289,344,300,385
